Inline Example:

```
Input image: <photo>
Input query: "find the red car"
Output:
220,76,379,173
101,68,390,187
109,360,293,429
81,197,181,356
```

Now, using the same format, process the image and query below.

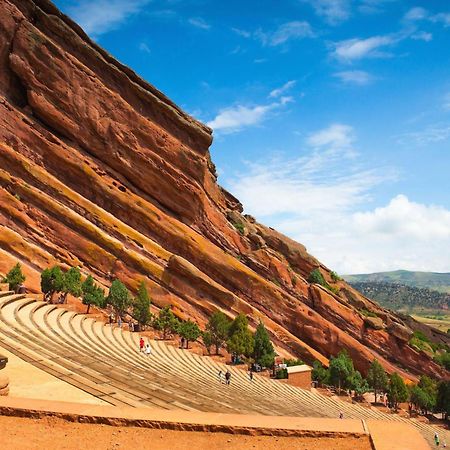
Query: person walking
139,337,145,352
109,313,114,327
218,370,223,383
339,411,344,419
145,343,152,356
225,370,231,385
249,370,254,381
435,432,440,447
118,316,122,328
180,337,185,349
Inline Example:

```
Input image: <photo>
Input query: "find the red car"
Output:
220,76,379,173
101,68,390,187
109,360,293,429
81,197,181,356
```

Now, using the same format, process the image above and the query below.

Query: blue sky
54,0,450,274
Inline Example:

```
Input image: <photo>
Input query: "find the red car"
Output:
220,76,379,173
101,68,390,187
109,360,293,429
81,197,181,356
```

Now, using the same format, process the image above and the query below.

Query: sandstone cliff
0,0,447,381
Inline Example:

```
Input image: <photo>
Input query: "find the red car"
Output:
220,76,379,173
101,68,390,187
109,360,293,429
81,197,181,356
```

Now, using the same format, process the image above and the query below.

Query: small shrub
275,368,288,379
360,309,378,318
308,268,326,285
233,222,245,235
330,271,342,282
284,358,304,367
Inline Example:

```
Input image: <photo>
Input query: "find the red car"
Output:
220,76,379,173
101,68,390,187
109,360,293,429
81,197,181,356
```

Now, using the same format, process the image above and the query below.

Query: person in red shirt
139,337,145,352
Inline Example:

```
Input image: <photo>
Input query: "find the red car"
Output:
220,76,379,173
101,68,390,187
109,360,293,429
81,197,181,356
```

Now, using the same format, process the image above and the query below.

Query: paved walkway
0,397,430,449
0,346,107,405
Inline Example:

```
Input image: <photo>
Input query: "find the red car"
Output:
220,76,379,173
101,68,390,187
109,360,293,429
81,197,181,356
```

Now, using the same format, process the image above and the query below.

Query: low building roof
286,364,312,374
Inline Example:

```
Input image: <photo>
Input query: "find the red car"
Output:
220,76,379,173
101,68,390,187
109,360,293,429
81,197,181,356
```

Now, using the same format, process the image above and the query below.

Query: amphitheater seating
0,292,447,446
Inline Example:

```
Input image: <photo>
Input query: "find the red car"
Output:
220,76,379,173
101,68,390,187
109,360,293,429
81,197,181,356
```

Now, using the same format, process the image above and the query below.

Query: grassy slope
344,270,450,294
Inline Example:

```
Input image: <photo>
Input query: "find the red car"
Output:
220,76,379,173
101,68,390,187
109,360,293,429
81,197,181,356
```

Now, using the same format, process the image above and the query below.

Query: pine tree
106,279,130,318
206,311,231,355
41,266,64,302
329,350,355,393
437,381,450,420
61,267,82,303
387,372,409,410
367,359,388,403
252,320,275,368
3,263,25,292
81,275,105,313
153,306,179,340
226,313,254,358
132,281,152,328
178,320,201,348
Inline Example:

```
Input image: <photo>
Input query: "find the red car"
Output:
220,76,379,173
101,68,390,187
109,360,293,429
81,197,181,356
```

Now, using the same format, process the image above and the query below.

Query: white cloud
431,13,450,27
397,124,450,145
269,80,297,98
333,70,374,85
225,126,449,273
139,42,151,54
354,195,450,241
232,28,251,38
307,123,355,150
233,21,314,47
188,17,211,30
67,0,150,37
255,21,315,46
305,0,351,25
333,35,393,61
403,7,428,22
207,99,289,134
444,93,450,111
358,0,400,15
411,31,432,42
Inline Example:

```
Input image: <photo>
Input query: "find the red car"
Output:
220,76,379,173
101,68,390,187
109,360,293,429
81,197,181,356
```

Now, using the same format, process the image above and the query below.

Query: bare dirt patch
0,415,371,450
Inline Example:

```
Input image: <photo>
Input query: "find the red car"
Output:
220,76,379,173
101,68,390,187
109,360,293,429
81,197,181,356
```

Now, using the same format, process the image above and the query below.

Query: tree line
3,263,275,365
313,352,450,418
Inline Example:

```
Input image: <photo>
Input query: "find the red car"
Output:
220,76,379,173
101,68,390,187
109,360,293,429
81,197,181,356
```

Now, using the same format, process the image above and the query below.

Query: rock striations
0,0,447,381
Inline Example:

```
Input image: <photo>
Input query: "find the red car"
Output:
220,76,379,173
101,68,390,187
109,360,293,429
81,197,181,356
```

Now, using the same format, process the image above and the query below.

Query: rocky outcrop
0,0,447,381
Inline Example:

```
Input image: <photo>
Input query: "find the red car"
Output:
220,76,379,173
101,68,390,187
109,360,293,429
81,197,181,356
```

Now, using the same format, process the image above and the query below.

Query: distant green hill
349,281,449,312
344,270,450,294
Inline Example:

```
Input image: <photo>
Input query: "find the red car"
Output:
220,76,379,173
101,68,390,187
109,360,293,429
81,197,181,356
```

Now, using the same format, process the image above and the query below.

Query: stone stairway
0,292,446,446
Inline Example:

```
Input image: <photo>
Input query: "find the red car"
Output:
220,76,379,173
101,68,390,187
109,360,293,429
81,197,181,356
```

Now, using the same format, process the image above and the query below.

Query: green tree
106,279,130,318
308,268,327,285
330,271,342,282
252,320,275,368
312,361,329,386
153,306,179,340
206,311,231,355
387,372,409,410
226,313,254,358
367,359,388,403
3,263,25,292
329,350,355,393
437,381,450,420
132,281,152,328
178,320,201,348
61,267,82,303
201,331,213,354
81,275,105,313
41,266,64,302
349,370,369,397
416,375,437,413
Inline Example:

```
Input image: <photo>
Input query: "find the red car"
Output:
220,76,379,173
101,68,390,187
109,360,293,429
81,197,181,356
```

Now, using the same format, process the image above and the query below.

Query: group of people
218,370,232,385
139,337,152,356
109,313,140,332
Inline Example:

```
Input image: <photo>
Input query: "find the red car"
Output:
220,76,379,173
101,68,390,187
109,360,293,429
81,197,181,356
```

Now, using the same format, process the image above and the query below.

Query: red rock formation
0,0,447,381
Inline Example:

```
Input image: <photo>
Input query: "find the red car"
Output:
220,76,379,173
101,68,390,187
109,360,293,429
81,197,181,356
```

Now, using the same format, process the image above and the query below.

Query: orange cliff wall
0,0,448,381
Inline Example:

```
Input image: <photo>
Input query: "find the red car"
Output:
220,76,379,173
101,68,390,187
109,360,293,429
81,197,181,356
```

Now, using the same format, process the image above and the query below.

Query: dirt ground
0,415,372,450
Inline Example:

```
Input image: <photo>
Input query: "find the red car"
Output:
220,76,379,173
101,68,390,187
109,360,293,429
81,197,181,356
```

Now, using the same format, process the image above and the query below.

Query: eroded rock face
0,0,447,381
